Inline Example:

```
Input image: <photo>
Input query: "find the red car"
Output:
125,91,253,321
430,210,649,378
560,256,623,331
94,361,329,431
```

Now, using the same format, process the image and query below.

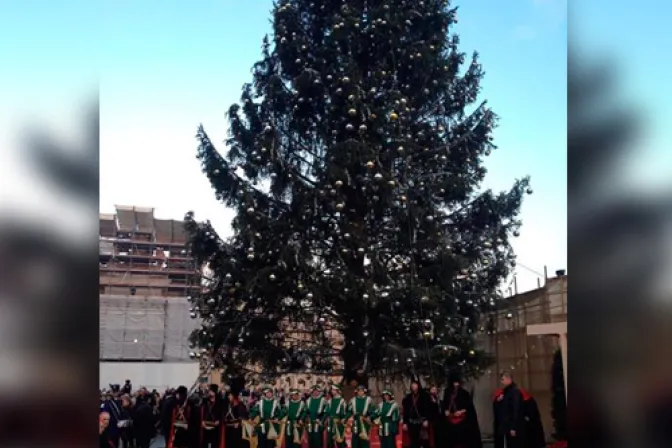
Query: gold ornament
389,112,398,120
366,160,375,168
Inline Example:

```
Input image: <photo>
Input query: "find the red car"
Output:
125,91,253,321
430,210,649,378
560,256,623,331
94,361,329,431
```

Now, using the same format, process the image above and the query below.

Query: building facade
472,273,568,439
100,205,200,298
99,206,201,389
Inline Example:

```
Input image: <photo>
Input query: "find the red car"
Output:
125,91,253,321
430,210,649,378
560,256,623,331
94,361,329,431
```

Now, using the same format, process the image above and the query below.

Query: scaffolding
99,294,199,361
99,205,202,362
99,206,201,298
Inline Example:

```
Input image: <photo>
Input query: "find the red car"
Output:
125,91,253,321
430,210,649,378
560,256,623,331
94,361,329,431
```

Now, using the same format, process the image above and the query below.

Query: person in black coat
117,395,134,448
101,392,123,448
100,412,115,448
519,389,546,448
402,378,431,448
426,385,443,448
224,390,250,448
133,397,156,448
493,372,525,448
493,382,546,448
442,374,482,448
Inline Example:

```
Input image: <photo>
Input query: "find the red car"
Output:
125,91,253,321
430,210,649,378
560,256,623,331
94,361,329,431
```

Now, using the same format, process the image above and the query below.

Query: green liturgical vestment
325,397,348,448
284,399,306,448
375,400,400,448
250,398,282,440
306,396,326,448
349,396,374,448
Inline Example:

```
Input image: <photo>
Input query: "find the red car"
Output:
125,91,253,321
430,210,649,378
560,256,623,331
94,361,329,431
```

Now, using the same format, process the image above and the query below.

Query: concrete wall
100,361,200,392
471,275,568,439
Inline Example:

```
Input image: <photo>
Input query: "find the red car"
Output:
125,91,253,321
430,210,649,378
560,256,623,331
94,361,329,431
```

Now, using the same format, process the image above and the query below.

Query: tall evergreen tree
185,0,530,384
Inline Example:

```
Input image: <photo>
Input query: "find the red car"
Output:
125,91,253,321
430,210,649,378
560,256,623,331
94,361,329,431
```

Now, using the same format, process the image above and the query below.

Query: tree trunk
342,353,369,399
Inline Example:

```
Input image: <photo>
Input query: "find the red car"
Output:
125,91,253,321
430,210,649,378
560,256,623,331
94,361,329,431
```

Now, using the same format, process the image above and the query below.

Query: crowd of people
99,372,546,448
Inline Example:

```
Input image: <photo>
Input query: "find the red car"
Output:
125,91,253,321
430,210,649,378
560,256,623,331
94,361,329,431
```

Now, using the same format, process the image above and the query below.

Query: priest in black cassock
442,373,482,448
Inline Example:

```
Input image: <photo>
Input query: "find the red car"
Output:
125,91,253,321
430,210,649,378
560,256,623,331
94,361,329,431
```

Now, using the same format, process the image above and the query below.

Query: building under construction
472,271,568,439
99,206,201,390
99,205,200,298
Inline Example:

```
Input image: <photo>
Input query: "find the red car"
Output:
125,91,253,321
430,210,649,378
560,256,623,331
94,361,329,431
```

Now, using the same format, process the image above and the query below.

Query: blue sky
1,0,570,292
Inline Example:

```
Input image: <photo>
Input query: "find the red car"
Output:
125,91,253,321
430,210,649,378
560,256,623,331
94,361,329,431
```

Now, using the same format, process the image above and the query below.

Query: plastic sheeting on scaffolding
99,295,198,361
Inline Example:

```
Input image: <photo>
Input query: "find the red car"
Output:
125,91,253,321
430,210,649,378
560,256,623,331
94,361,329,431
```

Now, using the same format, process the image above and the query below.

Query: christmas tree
185,0,530,385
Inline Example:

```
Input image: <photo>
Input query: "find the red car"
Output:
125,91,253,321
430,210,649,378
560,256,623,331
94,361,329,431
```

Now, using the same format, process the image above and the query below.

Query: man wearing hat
305,385,327,448
250,385,283,448
325,385,348,448
348,385,374,448
283,388,307,448
375,390,400,448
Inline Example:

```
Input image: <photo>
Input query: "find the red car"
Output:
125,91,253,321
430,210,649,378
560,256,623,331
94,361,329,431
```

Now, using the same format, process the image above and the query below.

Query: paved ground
148,436,494,448
150,435,165,448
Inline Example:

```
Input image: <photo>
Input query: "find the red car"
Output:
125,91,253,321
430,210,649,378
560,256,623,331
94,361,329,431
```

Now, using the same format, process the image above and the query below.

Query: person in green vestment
348,385,374,448
283,389,307,448
305,385,327,448
249,386,282,448
325,385,348,448
375,390,400,448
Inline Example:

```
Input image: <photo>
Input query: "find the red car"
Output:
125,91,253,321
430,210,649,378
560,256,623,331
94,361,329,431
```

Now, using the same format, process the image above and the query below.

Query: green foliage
185,0,530,385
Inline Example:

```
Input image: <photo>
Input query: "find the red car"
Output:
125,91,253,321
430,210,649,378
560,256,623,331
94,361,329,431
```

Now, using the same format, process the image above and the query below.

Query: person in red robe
225,390,250,448
200,384,225,448
165,386,198,448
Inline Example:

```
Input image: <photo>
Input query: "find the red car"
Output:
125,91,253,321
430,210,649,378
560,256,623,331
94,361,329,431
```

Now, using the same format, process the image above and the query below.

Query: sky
1,0,572,293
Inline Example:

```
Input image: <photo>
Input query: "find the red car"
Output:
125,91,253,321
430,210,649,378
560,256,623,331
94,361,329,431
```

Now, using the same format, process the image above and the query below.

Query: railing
99,252,193,261
99,236,188,248
100,264,198,274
